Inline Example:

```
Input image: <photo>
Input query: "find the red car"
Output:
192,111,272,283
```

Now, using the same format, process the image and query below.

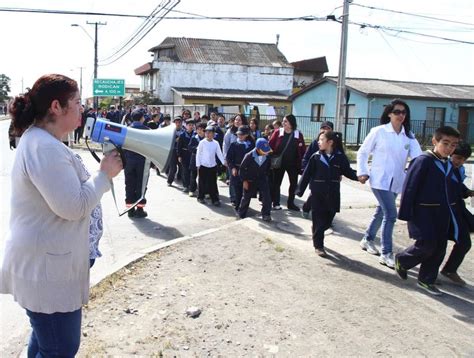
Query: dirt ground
78,214,474,357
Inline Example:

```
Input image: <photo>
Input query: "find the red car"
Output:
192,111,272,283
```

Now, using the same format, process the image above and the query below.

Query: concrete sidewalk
78,209,474,356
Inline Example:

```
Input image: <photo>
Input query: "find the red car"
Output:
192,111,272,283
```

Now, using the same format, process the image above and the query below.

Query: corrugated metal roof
291,77,474,101
171,87,290,101
328,77,474,101
149,37,292,68
291,57,329,73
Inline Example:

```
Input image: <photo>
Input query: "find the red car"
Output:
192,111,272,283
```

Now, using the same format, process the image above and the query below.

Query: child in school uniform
196,125,225,206
226,125,255,213
297,131,362,257
395,126,461,295
188,122,206,197
440,141,473,286
238,138,273,221
177,118,195,193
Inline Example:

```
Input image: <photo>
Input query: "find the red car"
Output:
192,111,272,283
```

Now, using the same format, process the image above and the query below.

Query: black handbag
270,133,292,170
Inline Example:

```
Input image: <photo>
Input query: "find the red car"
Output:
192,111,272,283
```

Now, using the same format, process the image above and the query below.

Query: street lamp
71,22,106,110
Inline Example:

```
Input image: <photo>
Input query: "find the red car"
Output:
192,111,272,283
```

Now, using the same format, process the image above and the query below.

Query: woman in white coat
357,99,422,268
1,74,122,356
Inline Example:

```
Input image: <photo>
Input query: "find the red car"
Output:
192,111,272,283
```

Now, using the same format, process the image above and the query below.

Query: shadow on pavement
323,247,474,325
129,216,184,241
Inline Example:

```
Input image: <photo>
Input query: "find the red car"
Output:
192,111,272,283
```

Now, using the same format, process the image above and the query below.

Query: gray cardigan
1,126,111,313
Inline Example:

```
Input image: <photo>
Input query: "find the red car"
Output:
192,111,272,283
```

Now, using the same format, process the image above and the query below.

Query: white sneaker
360,238,380,255
379,253,395,269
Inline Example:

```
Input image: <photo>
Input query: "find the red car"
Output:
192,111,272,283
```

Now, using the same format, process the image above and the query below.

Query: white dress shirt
196,138,225,168
357,123,422,194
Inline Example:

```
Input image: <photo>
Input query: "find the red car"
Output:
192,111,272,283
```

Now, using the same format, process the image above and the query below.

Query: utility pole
78,67,83,100
334,0,351,133
86,21,107,110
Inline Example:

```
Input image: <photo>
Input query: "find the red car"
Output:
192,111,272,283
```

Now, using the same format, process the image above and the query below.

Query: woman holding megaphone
0,74,122,356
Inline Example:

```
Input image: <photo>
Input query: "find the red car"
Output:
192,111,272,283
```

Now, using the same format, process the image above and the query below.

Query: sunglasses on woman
391,109,407,115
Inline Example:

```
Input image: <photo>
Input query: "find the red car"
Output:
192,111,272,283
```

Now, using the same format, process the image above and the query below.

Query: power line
350,21,474,45
0,6,328,21
351,3,474,27
0,6,147,18
99,0,181,66
100,1,170,62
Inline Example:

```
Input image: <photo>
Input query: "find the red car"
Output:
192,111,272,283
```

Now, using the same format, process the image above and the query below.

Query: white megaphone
83,117,176,216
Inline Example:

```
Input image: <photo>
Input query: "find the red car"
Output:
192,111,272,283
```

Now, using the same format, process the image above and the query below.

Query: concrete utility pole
334,0,352,133
87,21,107,110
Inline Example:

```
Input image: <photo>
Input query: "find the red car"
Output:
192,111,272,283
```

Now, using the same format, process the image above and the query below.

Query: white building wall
153,61,293,103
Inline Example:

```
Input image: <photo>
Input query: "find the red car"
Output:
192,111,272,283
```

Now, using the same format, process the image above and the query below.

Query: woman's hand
358,175,369,184
100,151,123,179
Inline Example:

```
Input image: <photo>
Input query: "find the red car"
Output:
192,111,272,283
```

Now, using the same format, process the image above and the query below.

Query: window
343,104,356,124
311,104,325,122
426,107,445,127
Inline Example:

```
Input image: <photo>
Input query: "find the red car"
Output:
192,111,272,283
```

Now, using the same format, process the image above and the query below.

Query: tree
0,74,11,103
135,91,162,105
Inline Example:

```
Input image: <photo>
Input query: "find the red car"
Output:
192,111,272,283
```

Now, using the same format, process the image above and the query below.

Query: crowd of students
120,102,472,297
2,72,471,356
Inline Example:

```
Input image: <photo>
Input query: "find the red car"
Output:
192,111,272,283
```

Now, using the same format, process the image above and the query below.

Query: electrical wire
351,3,474,27
0,6,330,21
350,21,474,45
99,0,180,66
100,0,170,62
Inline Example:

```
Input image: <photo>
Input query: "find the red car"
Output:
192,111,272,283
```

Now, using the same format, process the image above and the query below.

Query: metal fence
223,113,473,147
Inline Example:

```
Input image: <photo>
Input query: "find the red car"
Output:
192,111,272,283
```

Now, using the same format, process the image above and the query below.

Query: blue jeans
26,308,82,358
364,188,398,255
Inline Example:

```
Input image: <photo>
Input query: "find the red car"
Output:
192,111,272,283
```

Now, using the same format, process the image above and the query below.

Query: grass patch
274,245,285,253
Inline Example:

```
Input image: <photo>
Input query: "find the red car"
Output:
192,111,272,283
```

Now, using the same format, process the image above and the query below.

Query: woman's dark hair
322,131,345,154
9,74,78,135
232,113,247,126
380,99,413,138
284,114,297,130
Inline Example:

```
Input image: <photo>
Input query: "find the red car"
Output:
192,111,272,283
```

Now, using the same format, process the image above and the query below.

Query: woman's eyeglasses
391,109,407,116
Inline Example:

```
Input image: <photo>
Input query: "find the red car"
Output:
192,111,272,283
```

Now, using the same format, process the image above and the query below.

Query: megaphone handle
103,141,127,169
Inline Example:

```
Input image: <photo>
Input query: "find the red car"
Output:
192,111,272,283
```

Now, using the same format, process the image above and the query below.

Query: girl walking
297,131,363,256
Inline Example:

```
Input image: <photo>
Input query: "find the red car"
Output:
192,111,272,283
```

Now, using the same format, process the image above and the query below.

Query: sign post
93,79,125,97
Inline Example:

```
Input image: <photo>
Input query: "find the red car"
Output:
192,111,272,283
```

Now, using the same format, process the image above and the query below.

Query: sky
0,0,473,99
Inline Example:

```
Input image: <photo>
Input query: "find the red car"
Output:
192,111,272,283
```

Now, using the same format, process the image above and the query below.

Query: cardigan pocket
45,252,72,282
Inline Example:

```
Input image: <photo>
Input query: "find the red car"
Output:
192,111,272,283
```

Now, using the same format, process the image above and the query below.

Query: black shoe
417,281,442,296
212,201,221,207
262,215,272,222
134,207,148,218
197,198,206,204
127,208,136,218
287,203,300,211
315,247,328,257
167,182,173,187
182,187,189,193
395,255,407,280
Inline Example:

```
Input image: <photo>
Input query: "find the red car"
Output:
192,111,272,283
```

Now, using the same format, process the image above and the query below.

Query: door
458,107,469,141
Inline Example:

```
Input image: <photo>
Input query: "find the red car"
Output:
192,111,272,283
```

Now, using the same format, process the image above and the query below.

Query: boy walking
395,126,461,295
196,126,225,206
178,118,195,193
440,141,473,286
188,122,206,197
226,125,254,212
238,138,273,221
